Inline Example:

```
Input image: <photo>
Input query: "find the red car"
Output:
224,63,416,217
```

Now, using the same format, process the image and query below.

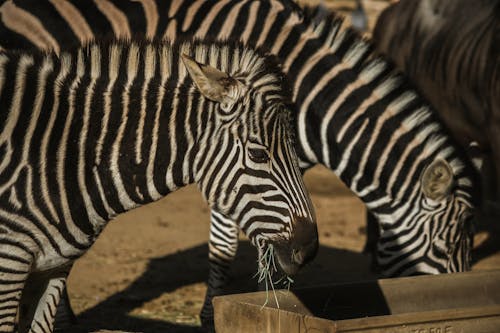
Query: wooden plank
213,270,500,333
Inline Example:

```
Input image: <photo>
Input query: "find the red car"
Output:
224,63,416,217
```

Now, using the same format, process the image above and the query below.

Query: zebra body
0,38,317,332
0,0,480,325
373,0,500,211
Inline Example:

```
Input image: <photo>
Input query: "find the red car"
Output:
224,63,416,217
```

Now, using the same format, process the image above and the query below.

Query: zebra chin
271,217,319,276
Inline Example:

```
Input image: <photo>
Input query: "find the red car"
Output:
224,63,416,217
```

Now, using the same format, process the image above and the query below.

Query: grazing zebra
0,0,480,326
0,38,318,333
373,0,500,210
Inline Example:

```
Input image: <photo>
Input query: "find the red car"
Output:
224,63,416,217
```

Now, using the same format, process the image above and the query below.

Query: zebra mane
0,36,292,106
0,36,294,132
300,5,479,186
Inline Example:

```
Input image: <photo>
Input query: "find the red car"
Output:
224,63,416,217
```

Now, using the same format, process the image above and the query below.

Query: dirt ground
62,1,500,332
66,166,500,333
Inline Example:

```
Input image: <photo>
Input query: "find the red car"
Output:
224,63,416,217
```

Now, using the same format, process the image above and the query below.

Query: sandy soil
65,165,374,333
65,165,500,333
60,1,500,332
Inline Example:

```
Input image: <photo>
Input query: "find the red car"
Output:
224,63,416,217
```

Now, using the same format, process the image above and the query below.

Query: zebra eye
248,147,270,163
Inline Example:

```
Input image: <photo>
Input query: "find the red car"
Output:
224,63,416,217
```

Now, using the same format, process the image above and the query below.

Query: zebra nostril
272,215,318,275
291,248,301,263
292,237,318,266
289,215,319,267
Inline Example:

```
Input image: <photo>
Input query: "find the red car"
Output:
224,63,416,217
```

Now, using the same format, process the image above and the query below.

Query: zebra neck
282,26,476,216
69,44,208,216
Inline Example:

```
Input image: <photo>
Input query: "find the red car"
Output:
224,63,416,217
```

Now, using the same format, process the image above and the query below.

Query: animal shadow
64,242,377,333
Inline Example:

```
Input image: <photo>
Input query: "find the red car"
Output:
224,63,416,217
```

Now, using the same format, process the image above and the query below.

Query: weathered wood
213,270,500,333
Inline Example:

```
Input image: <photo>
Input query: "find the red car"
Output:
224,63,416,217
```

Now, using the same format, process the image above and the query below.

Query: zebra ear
421,159,454,201
181,54,241,107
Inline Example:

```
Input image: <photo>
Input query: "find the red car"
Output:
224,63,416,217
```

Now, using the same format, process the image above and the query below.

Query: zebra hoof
200,318,216,333
200,310,216,333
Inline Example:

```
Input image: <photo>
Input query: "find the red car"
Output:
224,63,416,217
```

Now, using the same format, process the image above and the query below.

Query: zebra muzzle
273,217,319,276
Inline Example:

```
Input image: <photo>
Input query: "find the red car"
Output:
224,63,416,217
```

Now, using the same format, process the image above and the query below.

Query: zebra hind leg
201,211,240,331
18,267,70,333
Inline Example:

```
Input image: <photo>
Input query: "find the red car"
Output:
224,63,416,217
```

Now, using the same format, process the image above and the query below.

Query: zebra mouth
273,241,318,276
255,243,298,278
272,233,319,276
255,219,319,276
275,250,301,276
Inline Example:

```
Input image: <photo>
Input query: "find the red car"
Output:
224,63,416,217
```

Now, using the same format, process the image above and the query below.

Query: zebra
373,0,500,213
0,0,480,326
0,38,318,333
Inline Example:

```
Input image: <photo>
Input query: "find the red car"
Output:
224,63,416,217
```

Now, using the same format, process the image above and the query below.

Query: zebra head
375,157,477,276
181,46,318,276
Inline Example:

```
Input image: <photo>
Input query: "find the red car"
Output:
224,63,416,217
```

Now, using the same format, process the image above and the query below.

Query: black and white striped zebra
373,0,499,214
197,1,480,276
0,38,318,333
0,0,481,325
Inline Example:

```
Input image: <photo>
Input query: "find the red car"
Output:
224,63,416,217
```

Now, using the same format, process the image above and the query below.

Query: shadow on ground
64,215,500,333
65,242,377,333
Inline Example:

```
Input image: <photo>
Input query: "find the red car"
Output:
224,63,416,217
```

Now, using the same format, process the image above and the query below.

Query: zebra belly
33,249,77,273
30,223,94,272
0,213,89,273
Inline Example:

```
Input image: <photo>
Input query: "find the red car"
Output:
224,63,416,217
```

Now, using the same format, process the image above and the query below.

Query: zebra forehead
237,102,294,146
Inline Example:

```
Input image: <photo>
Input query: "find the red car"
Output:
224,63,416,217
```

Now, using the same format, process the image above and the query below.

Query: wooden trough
213,270,500,332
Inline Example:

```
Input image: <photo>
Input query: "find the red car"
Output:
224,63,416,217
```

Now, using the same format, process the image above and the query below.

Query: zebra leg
200,211,239,330
363,211,380,272
53,286,76,331
0,240,33,332
18,268,70,333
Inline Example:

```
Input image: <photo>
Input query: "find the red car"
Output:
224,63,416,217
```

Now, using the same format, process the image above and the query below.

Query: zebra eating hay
0,0,481,327
0,38,318,333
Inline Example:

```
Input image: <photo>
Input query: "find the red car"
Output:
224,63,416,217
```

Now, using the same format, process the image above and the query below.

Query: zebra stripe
298,6,478,274
0,39,317,332
19,271,69,333
0,0,480,325
373,0,499,209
